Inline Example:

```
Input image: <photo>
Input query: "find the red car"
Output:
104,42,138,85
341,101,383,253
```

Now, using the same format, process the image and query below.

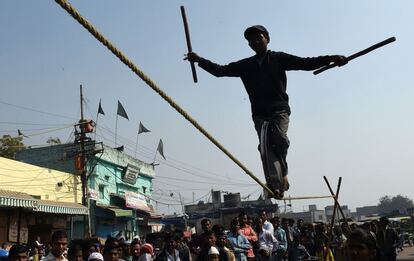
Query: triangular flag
117,101,129,120
98,99,105,115
138,122,151,134
157,139,166,160
18,129,28,138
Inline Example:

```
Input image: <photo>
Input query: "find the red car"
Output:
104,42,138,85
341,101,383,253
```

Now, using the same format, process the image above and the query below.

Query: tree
0,134,26,159
377,195,414,215
47,137,61,145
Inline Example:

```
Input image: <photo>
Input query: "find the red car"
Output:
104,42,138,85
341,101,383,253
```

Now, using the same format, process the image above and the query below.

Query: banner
125,191,150,212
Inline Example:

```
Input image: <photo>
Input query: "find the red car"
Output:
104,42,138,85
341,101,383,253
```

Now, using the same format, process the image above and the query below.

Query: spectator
138,244,153,261
41,230,68,261
206,247,220,261
259,211,274,235
103,243,120,261
347,228,378,261
238,212,257,261
154,233,181,261
130,239,140,261
254,217,277,261
189,219,212,255
87,253,103,261
376,217,398,261
67,245,83,261
8,245,28,261
226,219,251,261
270,217,287,261
314,239,333,261
198,231,227,261
215,232,235,261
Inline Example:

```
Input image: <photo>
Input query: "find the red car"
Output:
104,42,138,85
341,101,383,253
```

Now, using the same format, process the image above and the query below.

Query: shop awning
108,207,133,217
35,200,89,215
0,189,37,208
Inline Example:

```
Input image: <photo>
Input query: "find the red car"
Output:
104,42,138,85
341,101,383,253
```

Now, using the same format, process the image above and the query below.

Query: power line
0,100,78,120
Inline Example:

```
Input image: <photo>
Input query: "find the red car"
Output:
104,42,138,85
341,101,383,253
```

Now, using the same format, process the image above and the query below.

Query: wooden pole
328,177,342,240
180,6,198,83
313,36,396,75
323,176,351,231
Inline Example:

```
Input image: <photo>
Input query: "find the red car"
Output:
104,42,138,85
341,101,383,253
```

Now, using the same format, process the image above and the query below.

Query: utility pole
77,85,91,237
179,192,187,231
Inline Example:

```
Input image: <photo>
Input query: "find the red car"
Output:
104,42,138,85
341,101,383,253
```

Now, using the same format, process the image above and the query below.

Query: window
142,186,147,193
99,185,105,199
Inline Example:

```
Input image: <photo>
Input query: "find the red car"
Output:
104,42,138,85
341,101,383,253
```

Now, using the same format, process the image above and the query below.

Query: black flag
117,101,129,120
157,139,166,160
138,122,151,134
98,99,105,115
18,129,28,138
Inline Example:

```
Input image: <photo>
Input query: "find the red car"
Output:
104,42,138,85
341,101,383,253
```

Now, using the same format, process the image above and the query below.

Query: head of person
230,218,240,234
140,244,153,256
270,216,280,228
259,210,268,222
82,241,97,261
247,216,253,226
67,244,83,261
129,239,140,260
205,231,216,247
333,225,343,237
238,212,248,227
254,217,264,232
379,217,389,230
103,243,119,261
50,230,68,258
87,252,103,261
297,219,304,228
1,243,10,251
341,222,351,237
8,245,28,261
207,247,220,261
346,228,378,261
215,232,227,248
244,25,270,55
164,233,179,254
201,219,212,233
281,218,289,229
288,219,295,227
211,224,224,235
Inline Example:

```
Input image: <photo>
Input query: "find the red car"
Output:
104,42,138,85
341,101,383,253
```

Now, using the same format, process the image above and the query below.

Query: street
398,245,414,260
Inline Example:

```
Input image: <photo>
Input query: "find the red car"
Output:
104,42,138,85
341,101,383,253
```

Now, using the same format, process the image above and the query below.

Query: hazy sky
1,1,413,215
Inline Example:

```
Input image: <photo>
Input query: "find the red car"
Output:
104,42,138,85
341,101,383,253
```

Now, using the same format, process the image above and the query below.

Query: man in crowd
8,245,28,261
376,217,398,261
41,230,68,261
189,219,213,256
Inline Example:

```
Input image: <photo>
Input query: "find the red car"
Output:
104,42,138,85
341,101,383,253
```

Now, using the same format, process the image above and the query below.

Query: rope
282,195,333,201
54,0,276,198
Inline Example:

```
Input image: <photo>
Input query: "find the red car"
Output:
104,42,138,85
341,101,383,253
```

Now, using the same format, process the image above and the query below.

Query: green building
16,142,156,238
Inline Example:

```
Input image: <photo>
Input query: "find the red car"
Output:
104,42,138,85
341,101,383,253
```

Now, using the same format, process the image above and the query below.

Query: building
356,206,379,220
16,142,156,238
279,205,327,223
325,205,352,221
0,157,88,244
184,191,278,232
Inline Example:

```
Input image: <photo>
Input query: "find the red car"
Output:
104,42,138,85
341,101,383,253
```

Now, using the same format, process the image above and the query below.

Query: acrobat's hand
331,55,348,66
184,52,201,63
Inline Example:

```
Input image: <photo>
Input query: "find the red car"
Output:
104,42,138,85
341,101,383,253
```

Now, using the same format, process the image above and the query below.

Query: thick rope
54,0,275,198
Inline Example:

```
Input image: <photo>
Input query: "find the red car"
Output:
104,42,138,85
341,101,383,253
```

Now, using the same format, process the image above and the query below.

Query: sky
1,1,413,215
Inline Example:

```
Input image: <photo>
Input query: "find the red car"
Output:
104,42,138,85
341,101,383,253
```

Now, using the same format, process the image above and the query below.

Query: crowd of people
0,211,404,261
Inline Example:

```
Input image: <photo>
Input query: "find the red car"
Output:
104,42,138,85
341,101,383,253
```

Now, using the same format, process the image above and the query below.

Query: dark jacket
198,51,335,117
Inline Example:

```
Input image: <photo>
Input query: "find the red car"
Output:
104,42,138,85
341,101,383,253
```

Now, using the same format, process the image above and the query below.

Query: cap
141,243,154,255
88,252,103,261
208,246,220,256
244,25,269,41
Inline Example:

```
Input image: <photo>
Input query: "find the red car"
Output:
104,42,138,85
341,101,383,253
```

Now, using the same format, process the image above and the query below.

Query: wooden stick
313,36,396,75
328,177,342,240
323,176,351,231
180,6,198,83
